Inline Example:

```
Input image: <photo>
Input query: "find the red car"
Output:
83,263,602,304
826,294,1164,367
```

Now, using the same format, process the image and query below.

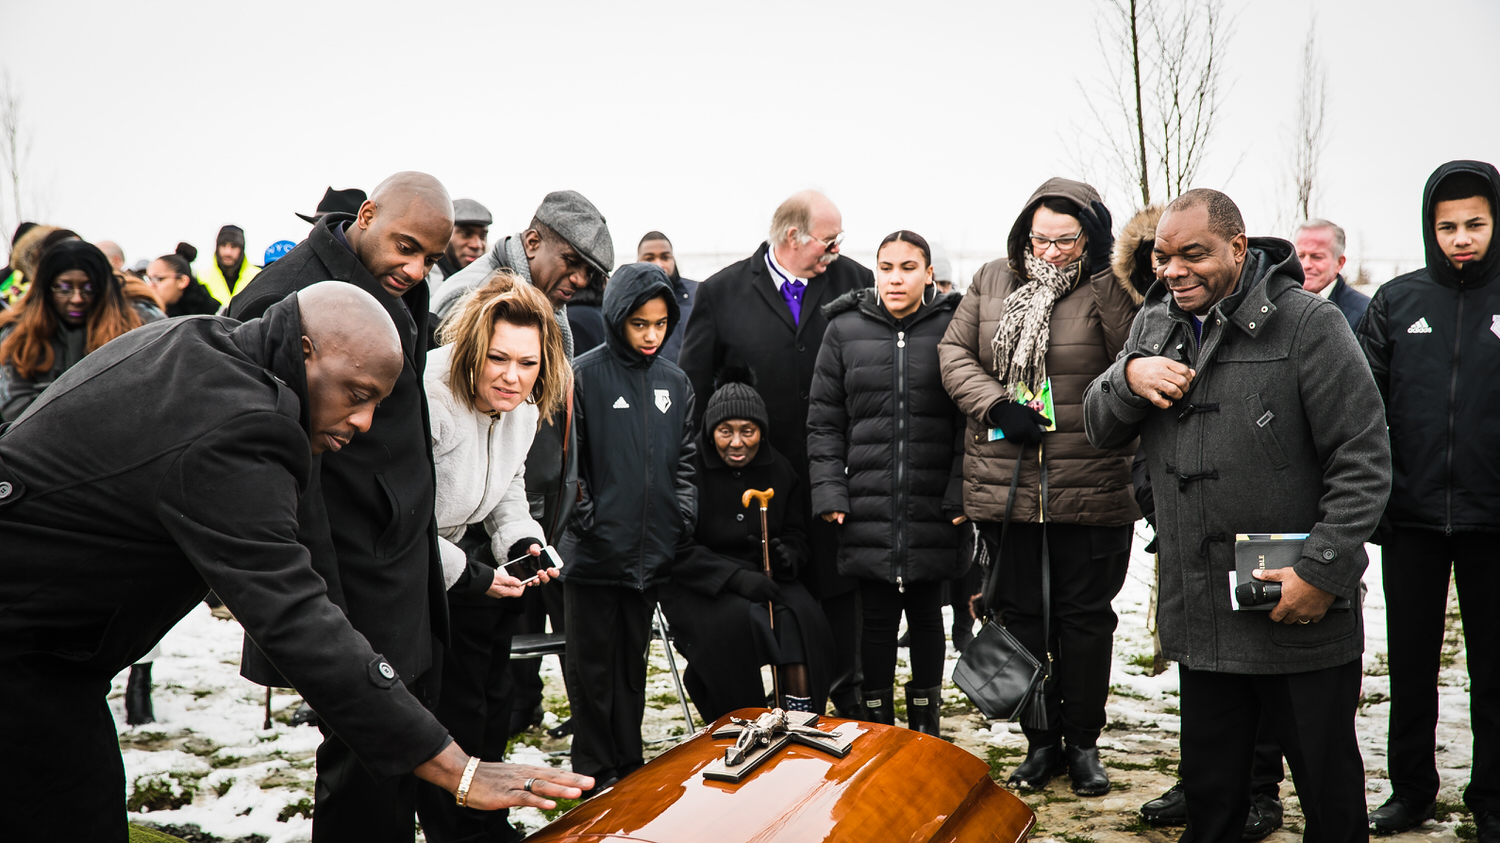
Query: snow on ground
119,525,1476,841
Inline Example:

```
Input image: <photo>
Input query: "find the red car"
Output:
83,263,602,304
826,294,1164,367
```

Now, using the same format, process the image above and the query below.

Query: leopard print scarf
989,252,1084,390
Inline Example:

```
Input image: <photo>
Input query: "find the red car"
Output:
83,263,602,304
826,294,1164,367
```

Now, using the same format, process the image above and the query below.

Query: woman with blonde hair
416,269,572,841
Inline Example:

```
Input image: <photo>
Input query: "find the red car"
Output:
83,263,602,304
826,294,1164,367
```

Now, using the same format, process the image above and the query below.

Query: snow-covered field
116,525,1476,842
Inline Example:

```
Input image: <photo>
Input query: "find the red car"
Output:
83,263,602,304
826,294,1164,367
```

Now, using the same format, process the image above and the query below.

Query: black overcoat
0,302,449,801
659,436,834,722
679,243,872,597
807,288,967,584
228,214,446,686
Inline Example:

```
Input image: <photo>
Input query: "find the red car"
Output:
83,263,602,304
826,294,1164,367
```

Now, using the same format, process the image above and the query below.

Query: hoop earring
922,281,935,306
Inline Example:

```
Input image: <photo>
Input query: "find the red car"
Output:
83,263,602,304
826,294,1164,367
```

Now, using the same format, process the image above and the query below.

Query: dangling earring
922,280,935,305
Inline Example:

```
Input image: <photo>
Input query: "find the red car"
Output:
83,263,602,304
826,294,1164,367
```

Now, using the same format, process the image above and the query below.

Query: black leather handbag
953,449,1051,730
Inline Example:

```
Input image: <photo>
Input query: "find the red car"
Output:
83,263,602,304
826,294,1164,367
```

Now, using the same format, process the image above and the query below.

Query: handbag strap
978,453,1025,617
978,440,1053,678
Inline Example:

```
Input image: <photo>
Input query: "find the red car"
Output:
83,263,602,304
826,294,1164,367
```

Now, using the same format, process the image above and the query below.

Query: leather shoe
1242,792,1283,841
1140,782,1187,826
1007,743,1065,792
1474,811,1499,843
1369,796,1435,835
1064,744,1110,796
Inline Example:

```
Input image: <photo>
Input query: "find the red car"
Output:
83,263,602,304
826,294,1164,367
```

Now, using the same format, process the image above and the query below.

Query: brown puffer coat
938,178,1142,525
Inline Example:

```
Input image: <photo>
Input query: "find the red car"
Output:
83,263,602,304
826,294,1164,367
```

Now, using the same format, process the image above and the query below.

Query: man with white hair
680,189,873,718
1295,219,1369,330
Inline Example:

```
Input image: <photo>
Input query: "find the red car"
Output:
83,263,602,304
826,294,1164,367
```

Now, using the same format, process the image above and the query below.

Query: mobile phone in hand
504,545,563,586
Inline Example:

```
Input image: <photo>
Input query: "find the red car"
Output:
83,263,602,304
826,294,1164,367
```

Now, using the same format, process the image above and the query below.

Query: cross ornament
701,710,858,783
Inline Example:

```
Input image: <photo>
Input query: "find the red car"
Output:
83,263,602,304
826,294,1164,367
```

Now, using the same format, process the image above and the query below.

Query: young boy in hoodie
560,262,697,794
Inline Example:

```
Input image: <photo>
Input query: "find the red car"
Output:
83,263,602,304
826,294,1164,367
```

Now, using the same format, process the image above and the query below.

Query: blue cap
263,240,296,265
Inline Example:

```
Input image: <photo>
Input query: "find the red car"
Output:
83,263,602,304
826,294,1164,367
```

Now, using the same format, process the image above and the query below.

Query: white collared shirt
765,245,810,292
1315,275,1339,299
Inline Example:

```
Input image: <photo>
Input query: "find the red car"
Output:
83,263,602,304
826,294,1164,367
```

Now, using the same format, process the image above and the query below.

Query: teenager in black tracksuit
807,231,966,736
560,262,696,791
1357,160,1500,837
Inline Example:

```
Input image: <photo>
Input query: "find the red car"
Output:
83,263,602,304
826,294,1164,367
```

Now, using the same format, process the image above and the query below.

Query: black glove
1078,199,1115,276
769,538,803,581
986,400,1050,445
727,569,782,603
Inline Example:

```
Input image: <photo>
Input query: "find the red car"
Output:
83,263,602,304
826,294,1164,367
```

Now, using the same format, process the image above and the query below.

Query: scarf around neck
989,252,1084,390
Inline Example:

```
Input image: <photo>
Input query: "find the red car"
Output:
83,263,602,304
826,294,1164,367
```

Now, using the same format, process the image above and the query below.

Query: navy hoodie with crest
560,262,697,589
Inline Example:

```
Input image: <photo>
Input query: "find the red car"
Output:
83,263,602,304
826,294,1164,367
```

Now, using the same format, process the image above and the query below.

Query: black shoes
1243,792,1284,841
1475,811,1499,843
1140,782,1187,825
861,688,895,726
1007,743,1067,792
1064,745,1111,796
1139,782,1283,841
288,702,319,727
903,685,942,737
1369,796,1436,835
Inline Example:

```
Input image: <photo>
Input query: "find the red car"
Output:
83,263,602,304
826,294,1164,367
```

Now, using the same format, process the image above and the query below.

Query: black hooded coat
0,299,449,836
1356,159,1500,534
227,213,446,688
560,263,697,589
806,287,968,584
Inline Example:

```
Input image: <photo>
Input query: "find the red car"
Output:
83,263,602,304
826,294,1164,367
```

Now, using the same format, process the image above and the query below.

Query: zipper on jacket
638,366,653,591
463,412,500,526
1445,289,1464,536
894,328,909,591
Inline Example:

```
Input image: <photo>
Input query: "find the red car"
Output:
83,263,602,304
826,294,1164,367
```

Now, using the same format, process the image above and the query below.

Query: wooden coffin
525,708,1035,843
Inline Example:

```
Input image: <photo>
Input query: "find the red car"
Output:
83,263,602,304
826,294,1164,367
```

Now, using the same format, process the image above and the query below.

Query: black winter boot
126,663,155,725
1007,743,1065,792
861,688,895,726
904,684,942,736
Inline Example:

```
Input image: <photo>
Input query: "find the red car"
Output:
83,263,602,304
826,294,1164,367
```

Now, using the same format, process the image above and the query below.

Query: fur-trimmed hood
1111,204,1163,305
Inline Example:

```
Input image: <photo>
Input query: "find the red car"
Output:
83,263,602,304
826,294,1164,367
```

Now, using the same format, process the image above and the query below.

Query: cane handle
741,488,774,510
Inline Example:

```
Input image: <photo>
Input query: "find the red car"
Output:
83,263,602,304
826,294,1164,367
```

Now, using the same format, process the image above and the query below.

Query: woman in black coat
660,367,835,722
807,230,966,735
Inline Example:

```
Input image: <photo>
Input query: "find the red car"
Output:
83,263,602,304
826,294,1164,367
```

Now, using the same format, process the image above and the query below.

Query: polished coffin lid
524,708,1035,843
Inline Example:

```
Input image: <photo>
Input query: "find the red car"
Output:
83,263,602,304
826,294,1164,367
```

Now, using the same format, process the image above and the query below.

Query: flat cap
534,190,613,278
930,244,953,284
452,198,492,227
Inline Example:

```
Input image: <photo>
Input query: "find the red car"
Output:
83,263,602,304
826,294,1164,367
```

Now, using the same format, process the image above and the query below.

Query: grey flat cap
452,198,492,227
534,190,614,277
930,245,953,284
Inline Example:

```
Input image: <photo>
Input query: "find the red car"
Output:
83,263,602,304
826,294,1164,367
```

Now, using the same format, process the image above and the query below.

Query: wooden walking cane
741,488,779,709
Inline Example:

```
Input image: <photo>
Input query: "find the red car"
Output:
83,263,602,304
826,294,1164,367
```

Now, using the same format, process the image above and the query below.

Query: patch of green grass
1126,652,1156,671
1058,833,1096,843
1435,799,1472,822
1456,822,1477,840
1105,756,1176,775
213,778,234,798
127,771,205,813
1366,652,1390,677
1118,817,1156,834
1109,683,1150,701
1163,705,1180,716
648,693,680,707
1047,794,1080,804
983,746,1025,781
1359,691,1390,710
209,753,243,768
542,797,581,821
278,797,314,822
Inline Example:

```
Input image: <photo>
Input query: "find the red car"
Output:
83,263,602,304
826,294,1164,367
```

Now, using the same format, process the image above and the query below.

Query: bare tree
1074,0,1232,209
1285,23,1329,226
1,69,34,237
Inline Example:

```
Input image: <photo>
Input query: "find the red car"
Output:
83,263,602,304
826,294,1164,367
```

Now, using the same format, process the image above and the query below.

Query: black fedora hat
297,187,367,224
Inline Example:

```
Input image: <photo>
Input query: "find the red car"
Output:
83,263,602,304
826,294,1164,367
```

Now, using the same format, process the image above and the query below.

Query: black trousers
1,657,126,841
821,588,863,712
312,723,420,842
989,521,1131,748
415,604,523,842
562,581,656,780
1383,527,1500,811
507,580,565,725
860,578,945,690
1178,660,1366,843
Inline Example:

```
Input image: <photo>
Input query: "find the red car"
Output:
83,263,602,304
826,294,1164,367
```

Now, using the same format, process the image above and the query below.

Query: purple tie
782,279,806,325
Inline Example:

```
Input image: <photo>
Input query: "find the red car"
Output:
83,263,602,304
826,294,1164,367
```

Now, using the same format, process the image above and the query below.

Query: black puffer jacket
561,263,697,589
1357,159,1500,534
807,288,966,585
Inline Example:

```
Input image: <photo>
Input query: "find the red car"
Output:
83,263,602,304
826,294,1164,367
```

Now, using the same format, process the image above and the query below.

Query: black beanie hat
216,224,245,248
703,358,769,436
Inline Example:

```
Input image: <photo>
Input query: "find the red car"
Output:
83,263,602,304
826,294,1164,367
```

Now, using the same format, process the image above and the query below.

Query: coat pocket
1268,606,1357,648
1243,393,1289,471
374,473,402,558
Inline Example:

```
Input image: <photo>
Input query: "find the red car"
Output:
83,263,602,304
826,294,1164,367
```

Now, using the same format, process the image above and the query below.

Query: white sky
2,0,1497,284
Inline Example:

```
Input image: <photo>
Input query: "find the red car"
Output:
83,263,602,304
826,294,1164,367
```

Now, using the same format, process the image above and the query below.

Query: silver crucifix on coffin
701,710,857,783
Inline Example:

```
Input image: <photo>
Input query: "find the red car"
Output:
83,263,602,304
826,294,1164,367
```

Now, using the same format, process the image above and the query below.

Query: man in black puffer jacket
1356,160,1500,840
560,261,696,794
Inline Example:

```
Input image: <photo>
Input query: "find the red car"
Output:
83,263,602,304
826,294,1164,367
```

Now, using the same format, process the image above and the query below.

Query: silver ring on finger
524,777,537,794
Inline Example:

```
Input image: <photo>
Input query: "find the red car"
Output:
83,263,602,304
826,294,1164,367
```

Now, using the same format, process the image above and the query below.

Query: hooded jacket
1084,238,1391,673
807,287,967,584
938,178,1142,526
561,263,697,589
0,298,449,779
1357,160,1500,535
228,214,445,687
1112,204,1163,303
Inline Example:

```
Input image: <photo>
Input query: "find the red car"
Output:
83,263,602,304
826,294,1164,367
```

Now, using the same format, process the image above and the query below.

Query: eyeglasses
51,283,96,299
1029,231,1084,251
805,231,845,252
146,274,184,285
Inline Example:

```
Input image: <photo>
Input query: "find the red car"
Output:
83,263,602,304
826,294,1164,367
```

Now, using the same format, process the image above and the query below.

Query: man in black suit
1295,219,1370,330
228,172,465,842
680,190,873,718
